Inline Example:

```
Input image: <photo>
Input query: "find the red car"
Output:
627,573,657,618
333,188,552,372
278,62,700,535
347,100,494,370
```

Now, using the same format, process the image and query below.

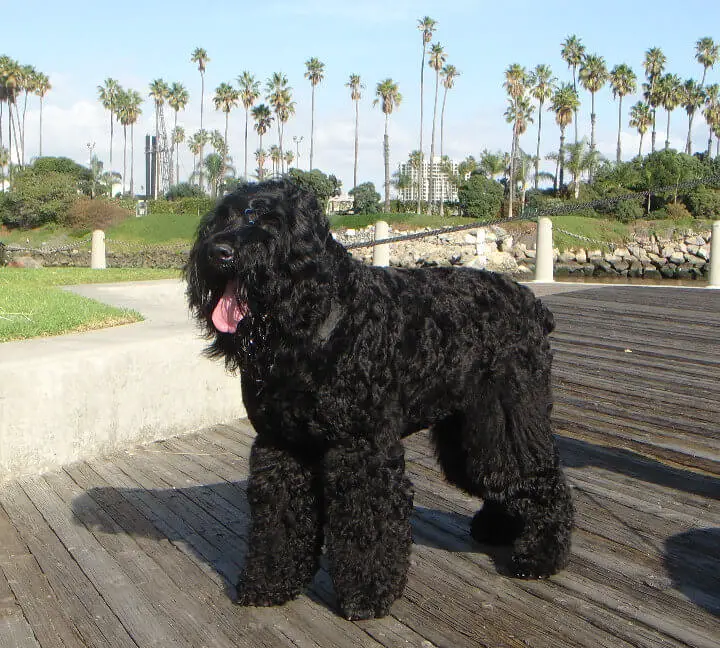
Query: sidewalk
0,279,244,481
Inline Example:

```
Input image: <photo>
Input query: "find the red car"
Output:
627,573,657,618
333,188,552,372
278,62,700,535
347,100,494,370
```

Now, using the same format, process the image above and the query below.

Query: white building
397,156,459,204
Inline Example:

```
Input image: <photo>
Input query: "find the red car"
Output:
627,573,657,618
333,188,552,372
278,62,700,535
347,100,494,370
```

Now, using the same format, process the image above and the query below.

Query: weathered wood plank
0,555,40,648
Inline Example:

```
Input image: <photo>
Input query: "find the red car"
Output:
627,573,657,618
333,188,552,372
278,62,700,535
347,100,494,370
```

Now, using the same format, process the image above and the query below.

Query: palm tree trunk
638,132,644,157
686,113,694,154
173,111,179,185
439,84,448,217
110,112,113,165
616,96,623,163
223,111,229,180
199,72,205,192
665,110,672,150
508,128,516,218
383,116,390,212
11,104,22,166
651,108,657,152
21,92,28,165
122,125,127,195
310,86,315,170
130,123,135,197
353,99,359,195
558,129,566,192
244,109,249,180
572,67,579,145
589,91,597,181
417,47,426,216
535,101,543,190
707,127,713,158
154,107,160,199
429,70,440,212
39,97,44,157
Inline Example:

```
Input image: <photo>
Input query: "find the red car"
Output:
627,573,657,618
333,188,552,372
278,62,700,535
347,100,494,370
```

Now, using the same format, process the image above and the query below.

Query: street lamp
86,142,96,197
293,136,304,167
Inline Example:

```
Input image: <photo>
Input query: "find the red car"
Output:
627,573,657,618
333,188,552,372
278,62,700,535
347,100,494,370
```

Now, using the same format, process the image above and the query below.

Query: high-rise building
397,156,459,204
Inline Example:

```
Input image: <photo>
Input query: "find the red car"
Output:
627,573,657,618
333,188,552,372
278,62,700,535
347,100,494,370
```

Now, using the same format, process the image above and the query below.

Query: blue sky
3,0,720,194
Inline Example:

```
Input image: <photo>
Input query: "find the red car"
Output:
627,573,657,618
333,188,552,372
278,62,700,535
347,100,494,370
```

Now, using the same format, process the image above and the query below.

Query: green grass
329,212,478,230
0,267,180,342
106,211,202,244
548,215,631,251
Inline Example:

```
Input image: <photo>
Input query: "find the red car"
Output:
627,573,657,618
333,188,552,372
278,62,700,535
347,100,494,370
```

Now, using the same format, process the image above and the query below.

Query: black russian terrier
185,179,573,620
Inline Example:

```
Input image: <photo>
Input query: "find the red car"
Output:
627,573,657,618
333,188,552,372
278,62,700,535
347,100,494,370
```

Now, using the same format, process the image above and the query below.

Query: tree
349,182,381,214
560,34,585,144
657,73,683,150
643,47,666,152
1,57,22,167
373,78,402,211
529,64,555,189
478,149,506,180
561,139,599,199
251,104,273,178
416,16,437,215
269,145,282,176
213,81,239,179
550,83,579,193
266,73,295,173
123,90,143,196
148,78,169,198
695,37,719,87
34,72,51,157
629,101,652,157
188,129,208,189
579,54,608,174
287,168,341,206
345,74,364,200
283,149,294,170
190,47,210,189
503,64,533,216
304,57,325,170
703,84,720,157
427,42,447,211
254,148,267,180
97,78,121,167
19,64,37,164
609,64,636,163
237,71,260,180
439,64,459,215
457,173,504,220
167,82,189,184
681,78,705,155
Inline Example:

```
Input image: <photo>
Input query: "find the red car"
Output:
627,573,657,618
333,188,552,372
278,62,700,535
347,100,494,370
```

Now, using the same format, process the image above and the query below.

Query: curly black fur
185,179,574,620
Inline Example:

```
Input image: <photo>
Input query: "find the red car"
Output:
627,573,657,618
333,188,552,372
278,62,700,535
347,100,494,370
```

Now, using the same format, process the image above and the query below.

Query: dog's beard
211,280,250,334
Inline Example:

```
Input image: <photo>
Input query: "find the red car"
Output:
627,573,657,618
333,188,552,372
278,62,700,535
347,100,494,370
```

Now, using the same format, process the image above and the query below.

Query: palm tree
503,63,531,217
19,64,37,164
373,78,402,211
643,47,666,152
695,37,719,88
439,64,459,215
269,145,282,176
1,57,22,167
0,146,9,190
629,101,652,157
528,64,555,189
266,72,294,171
562,139,598,199
578,54,608,169
560,35,585,144
423,42,446,211
124,90,143,197
237,71,260,180
657,73,683,150
479,149,506,180
682,79,705,154
254,148,267,179
167,82,189,184
115,90,130,195
148,78,169,198
703,84,719,156
213,82,239,179
34,72,51,157
188,129,208,187
304,57,325,170
346,74,364,199
283,149,294,170
171,125,185,183
97,78,121,166
417,16,437,215
190,47,210,188
550,83,579,194
608,64,637,163
251,104,273,179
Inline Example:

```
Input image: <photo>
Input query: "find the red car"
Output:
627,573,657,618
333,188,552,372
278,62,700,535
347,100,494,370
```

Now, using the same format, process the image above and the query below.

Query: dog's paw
510,553,559,580
234,584,301,607
338,597,392,620
470,503,524,546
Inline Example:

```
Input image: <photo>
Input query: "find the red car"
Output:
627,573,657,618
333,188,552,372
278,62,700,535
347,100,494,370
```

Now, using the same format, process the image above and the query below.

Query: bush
0,169,77,228
665,201,693,221
457,173,504,220
63,198,132,231
147,197,216,216
349,182,381,214
287,168,342,206
683,186,720,219
615,199,645,223
166,182,206,200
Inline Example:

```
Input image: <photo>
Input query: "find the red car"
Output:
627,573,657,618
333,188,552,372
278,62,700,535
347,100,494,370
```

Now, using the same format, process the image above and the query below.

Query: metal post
91,230,106,269
373,221,390,267
476,228,487,269
534,217,554,282
709,220,720,288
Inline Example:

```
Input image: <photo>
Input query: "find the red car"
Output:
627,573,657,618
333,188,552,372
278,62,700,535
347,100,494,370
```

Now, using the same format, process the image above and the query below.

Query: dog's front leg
324,440,414,620
236,438,323,607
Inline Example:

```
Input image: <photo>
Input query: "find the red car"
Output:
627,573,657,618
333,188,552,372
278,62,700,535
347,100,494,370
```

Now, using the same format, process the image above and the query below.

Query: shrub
457,173,504,220
349,182,381,214
0,169,77,228
683,186,720,219
62,198,132,231
665,201,693,221
615,199,645,223
147,197,216,216
166,182,206,200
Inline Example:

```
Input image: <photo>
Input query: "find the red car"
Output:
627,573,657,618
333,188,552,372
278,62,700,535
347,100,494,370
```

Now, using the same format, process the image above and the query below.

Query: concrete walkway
0,280,244,481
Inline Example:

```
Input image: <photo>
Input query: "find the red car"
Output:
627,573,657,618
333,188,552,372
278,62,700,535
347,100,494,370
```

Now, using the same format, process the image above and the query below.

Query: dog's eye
244,208,256,225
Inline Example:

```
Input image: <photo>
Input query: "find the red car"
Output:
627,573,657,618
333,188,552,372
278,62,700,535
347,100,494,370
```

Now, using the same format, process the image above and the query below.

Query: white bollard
91,230,106,269
709,220,720,289
476,228,487,268
534,217,554,282
373,220,390,267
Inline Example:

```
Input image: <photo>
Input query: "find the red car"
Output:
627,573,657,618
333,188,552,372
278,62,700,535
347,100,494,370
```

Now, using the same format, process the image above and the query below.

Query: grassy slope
0,268,179,342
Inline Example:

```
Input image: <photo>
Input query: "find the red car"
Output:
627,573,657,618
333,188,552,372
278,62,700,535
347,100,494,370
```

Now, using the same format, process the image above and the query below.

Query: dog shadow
663,528,720,617
71,482,514,607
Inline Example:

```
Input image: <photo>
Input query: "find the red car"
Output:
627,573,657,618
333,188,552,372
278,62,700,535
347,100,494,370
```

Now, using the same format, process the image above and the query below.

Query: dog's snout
210,242,234,264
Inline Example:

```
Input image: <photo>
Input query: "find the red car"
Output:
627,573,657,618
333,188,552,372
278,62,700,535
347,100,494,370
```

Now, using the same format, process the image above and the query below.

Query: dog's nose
210,242,234,264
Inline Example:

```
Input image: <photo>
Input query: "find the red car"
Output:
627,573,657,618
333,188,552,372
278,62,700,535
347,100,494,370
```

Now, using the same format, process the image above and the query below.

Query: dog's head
185,179,336,345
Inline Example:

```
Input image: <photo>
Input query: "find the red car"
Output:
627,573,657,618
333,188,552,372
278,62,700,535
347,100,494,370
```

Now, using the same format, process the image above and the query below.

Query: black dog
186,179,573,620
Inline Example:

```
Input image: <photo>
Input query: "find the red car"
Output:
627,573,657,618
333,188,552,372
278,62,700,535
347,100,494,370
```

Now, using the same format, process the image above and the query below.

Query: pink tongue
211,282,247,333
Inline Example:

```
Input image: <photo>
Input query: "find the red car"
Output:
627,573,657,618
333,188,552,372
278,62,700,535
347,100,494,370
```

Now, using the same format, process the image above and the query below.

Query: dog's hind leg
324,439,414,620
236,438,323,607
432,376,573,579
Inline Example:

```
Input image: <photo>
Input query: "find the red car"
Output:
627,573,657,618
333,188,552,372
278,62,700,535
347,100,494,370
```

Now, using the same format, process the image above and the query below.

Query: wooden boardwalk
1,285,718,648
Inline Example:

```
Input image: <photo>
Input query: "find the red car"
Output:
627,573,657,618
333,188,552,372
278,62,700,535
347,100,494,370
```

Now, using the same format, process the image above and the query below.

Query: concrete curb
0,280,245,481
